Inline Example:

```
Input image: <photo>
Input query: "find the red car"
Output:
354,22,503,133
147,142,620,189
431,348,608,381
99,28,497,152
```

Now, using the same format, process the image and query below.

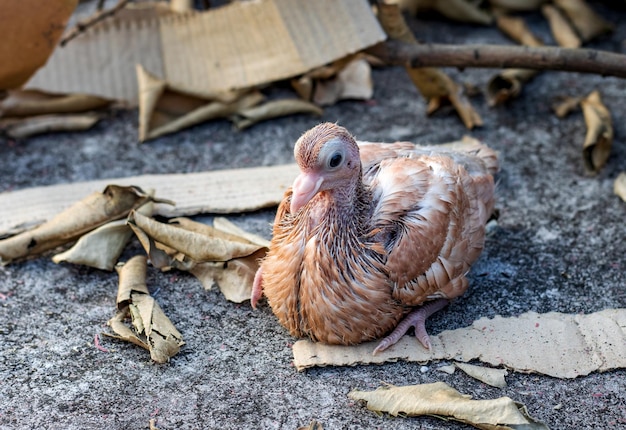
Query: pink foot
250,267,263,309
373,299,449,354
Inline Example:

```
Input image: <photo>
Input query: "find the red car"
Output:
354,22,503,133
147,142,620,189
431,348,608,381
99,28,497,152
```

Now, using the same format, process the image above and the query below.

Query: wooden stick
60,0,131,47
370,40,626,79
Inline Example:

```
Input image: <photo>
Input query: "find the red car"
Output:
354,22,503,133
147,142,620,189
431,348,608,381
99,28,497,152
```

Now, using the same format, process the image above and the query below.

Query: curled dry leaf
454,362,508,388
488,15,542,106
231,99,323,130
312,58,374,106
349,382,549,429
137,64,264,142
552,0,613,42
487,0,545,12
377,2,482,129
541,4,581,48
0,185,157,264
614,172,626,202
0,90,110,118
399,0,492,25
552,96,582,118
52,201,155,270
1,113,101,139
128,212,268,303
105,255,184,363
581,90,612,173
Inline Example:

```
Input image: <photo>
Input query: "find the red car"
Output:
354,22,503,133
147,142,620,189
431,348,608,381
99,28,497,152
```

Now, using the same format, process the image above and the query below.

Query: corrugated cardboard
26,0,385,103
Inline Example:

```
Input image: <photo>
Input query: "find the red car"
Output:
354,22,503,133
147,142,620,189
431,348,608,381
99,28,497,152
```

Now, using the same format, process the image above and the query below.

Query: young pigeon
251,123,498,353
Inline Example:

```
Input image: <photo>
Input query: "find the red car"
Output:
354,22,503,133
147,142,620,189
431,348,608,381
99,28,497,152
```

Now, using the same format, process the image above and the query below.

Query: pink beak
290,171,324,214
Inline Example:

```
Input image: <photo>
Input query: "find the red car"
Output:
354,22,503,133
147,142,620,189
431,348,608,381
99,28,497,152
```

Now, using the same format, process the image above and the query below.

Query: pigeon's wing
363,141,496,305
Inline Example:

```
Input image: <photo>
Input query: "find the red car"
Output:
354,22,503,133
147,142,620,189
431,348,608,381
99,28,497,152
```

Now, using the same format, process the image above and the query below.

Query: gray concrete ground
1,6,626,430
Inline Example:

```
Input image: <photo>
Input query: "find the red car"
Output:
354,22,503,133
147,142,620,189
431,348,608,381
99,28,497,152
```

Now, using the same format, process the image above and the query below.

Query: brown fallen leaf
0,185,160,264
399,0,493,25
487,0,544,12
552,95,582,118
378,2,482,129
292,309,626,378
311,58,374,106
541,4,582,48
580,90,612,173
615,172,626,202
487,15,542,106
52,200,155,270
349,382,549,429
454,362,508,388
105,255,184,363
0,90,111,118
137,65,264,142
128,212,268,303
231,99,324,130
297,420,323,430
0,113,101,139
552,0,613,42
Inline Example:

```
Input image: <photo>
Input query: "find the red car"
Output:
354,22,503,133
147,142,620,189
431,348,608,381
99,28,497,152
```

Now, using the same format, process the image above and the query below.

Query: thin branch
369,40,626,79
60,0,131,47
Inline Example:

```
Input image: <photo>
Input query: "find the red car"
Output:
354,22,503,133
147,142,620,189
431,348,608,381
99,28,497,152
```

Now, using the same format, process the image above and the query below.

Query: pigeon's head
290,122,361,214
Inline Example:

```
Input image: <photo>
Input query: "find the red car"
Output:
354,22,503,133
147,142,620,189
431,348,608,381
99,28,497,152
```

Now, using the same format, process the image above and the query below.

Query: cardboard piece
27,0,386,104
292,309,626,378
0,163,299,237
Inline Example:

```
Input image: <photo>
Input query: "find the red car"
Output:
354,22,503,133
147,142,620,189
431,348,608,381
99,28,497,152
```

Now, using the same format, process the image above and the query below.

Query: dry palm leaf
541,4,581,48
615,172,626,202
553,0,613,42
0,113,101,139
231,99,323,130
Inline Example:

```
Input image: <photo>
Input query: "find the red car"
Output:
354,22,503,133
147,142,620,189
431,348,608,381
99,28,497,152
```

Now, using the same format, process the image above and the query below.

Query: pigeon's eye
328,151,343,169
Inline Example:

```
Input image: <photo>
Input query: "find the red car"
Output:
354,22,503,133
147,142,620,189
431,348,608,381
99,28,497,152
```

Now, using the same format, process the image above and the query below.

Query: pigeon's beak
290,171,324,214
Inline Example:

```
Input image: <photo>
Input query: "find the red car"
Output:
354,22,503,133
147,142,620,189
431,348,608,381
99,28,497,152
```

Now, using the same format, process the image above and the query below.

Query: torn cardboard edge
292,308,626,378
0,163,299,236
26,0,386,103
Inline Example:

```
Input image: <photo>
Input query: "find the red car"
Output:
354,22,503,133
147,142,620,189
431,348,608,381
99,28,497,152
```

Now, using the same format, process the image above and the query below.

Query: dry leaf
105,255,184,363
52,201,154,270
231,99,324,130
487,0,545,11
377,2,482,129
0,113,101,139
541,4,581,48
0,185,157,264
614,172,626,202
128,213,268,303
580,90,612,173
349,382,549,429
298,420,323,430
488,16,542,106
292,309,626,377
399,0,492,25
312,58,374,106
0,90,110,118
552,0,612,42
0,0,78,89
137,65,264,142
454,362,508,388
552,96,581,118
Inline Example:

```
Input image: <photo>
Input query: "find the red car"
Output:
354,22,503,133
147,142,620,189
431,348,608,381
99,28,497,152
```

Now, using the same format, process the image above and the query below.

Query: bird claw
372,299,449,354
250,267,264,309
